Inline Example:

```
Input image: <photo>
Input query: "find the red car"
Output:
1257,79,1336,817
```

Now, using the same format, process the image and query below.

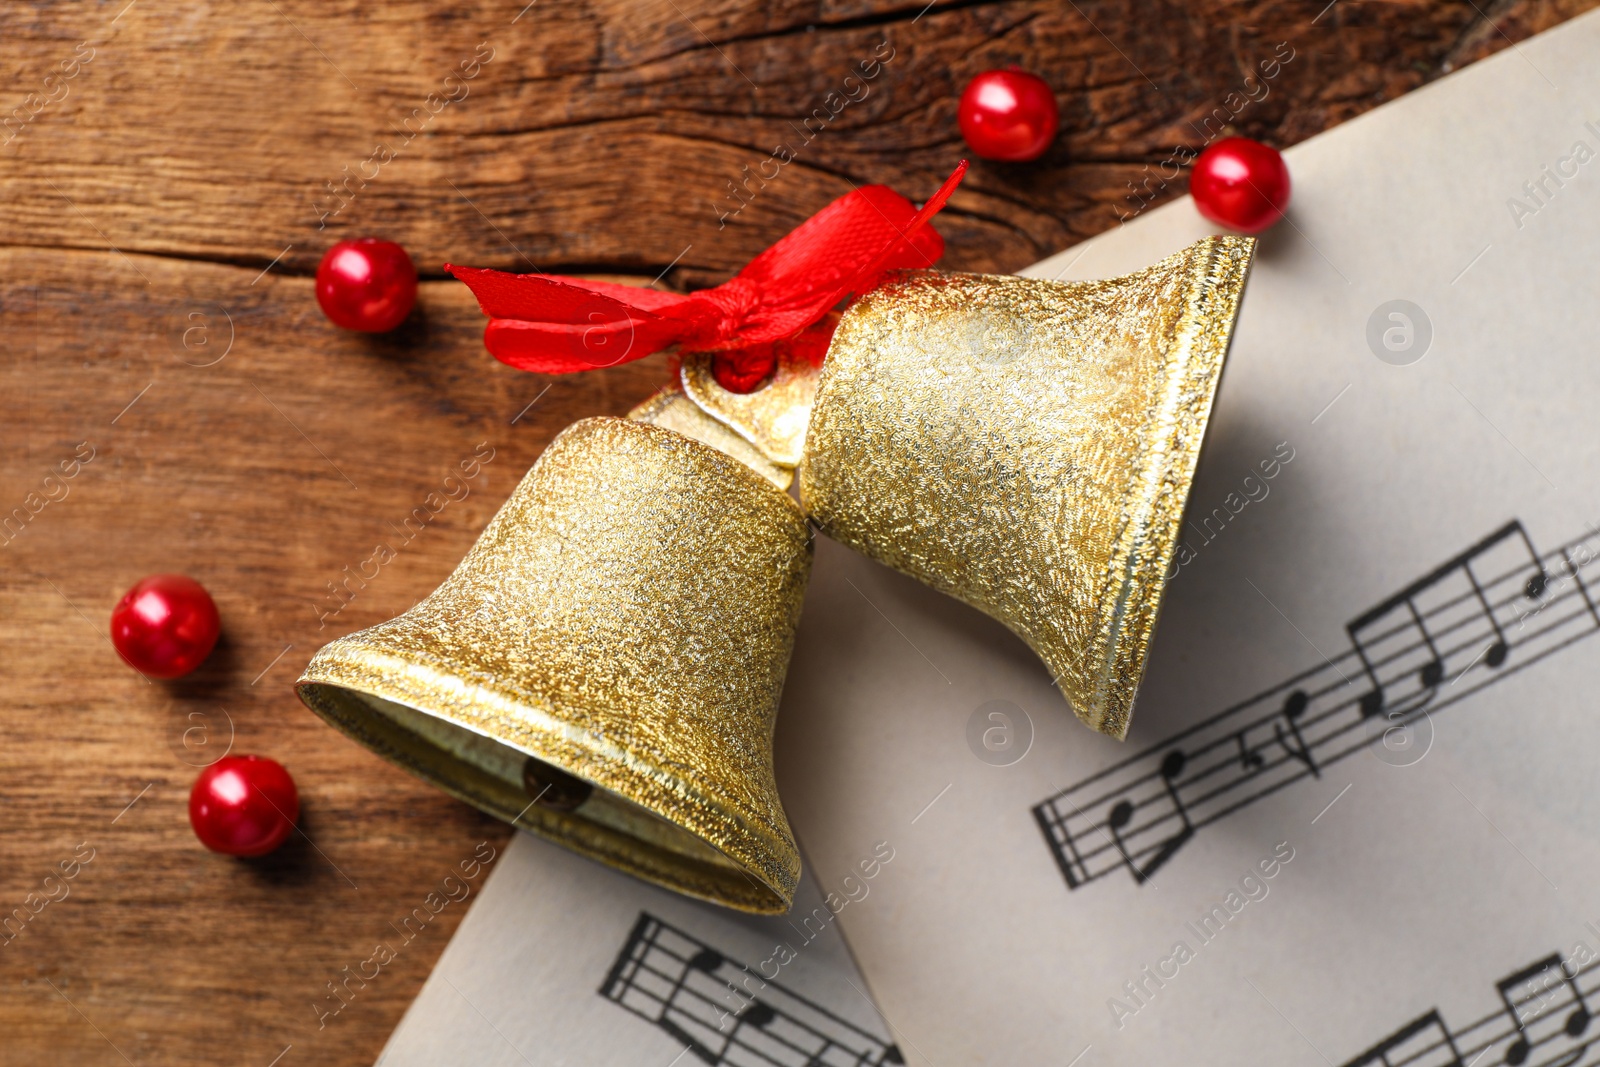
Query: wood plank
0,1,1592,1064
1,0,1580,281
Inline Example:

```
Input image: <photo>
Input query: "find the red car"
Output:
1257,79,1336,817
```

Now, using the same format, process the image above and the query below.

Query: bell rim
296,645,800,916
1078,234,1256,737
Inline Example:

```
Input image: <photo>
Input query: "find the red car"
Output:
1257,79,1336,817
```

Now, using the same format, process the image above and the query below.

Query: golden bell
797,236,1255,739
296,416,812,913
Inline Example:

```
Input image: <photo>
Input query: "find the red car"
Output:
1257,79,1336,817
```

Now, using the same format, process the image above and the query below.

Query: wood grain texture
0,1,1591,1064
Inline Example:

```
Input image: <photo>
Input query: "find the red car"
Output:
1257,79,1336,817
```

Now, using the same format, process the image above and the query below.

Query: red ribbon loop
447,162,967,377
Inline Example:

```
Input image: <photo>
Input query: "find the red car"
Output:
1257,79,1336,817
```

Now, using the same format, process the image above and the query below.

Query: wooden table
1,2,1588,1063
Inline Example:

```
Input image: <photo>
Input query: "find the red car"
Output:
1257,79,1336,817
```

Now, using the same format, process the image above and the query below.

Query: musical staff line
1343,944,1600,1067
1100,594,1594,863
1064,523,1554,800
1034,519,1600,892
600,913,905,1066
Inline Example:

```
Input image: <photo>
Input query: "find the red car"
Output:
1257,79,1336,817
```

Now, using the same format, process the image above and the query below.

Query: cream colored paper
778,10,1600,1066
376,830,903,1066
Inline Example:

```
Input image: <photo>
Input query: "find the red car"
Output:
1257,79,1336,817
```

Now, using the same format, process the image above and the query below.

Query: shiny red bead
958,69,1059,163
189,756,300,857
110,574,220,679
315,238,418,332
1189,137,1292,235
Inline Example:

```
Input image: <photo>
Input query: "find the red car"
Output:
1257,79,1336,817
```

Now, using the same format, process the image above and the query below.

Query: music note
1346,521,1545,719
1464,556,1511,668
1511,520,1551,600
1344,944,1600,1067
1349,593,1444,719
724,998,778,1058
1106,750,1193,885
1272,689,1319,777
1035,518,1600,895
658,944,725,1063
1495,954,1591,1066
1341,1009,1463,1067
601,913,905,1067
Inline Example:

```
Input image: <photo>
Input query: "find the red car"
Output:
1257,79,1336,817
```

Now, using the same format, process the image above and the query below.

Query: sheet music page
376,829,904,1066
777,10,1600,1066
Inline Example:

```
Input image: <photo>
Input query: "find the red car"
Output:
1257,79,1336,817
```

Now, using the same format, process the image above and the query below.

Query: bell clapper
522,756,594,813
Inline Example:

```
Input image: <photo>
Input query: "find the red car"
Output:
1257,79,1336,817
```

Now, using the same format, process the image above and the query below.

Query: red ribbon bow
447,163,967,388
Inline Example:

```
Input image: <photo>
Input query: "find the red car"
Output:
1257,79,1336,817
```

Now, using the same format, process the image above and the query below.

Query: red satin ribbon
446,162,967,382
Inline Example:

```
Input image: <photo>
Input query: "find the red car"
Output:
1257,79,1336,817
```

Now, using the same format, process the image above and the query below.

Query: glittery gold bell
798,236,1255,739
296,416,812,913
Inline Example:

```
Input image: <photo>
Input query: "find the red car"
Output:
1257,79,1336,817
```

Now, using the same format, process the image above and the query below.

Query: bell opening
521,756,592,813
297,682,789,914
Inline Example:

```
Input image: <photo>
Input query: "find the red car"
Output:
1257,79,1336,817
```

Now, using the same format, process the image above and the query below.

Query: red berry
110,574,220,679
958,69,1059,163
189,756,300,857
1189,137,1291,235
315,238,417,332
